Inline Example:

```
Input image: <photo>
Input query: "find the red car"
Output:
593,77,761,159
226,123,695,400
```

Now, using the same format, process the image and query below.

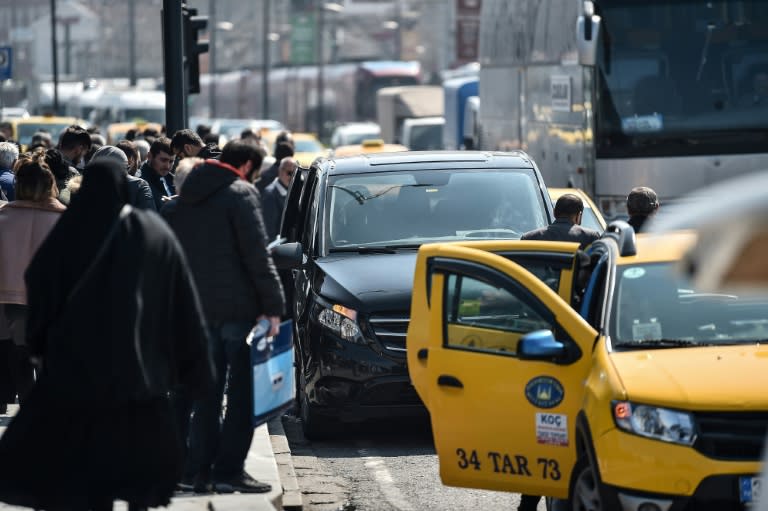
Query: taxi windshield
610,262,768,348
325,168,549,250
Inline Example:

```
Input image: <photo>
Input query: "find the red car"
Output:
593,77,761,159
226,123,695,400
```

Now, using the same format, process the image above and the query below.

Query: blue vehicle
442,76,479,150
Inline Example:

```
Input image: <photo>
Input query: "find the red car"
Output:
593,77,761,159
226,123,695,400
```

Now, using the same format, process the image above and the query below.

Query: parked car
273,150,554,439
407,223,768,510
548,187,606,233
330,122,382,148
330,139,408,158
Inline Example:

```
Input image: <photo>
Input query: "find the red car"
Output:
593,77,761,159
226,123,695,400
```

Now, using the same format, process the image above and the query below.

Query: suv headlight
316,302,363,343
613,401,697,446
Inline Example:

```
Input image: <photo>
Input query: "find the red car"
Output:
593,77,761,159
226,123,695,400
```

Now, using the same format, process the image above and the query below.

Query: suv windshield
610,262,768,347
325,168,549,249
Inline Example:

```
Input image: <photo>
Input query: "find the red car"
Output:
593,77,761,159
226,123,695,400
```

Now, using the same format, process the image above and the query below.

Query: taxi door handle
437,375,463,388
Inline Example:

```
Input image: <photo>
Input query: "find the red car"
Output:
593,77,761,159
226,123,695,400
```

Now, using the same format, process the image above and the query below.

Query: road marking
358,448,415,511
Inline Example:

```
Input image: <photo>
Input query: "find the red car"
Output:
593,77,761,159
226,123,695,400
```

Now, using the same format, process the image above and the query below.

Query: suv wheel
298,370,337,441
570,456,602,511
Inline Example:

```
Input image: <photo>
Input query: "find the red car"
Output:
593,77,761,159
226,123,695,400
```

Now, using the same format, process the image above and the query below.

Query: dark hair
90,133,106,146
116,139,139,162
275,130,293,147
149,137,173,157
202,132,219,146
627,186,659,216
143,127,161,139
58,125,92,151
83,142,103,165
241,128,259,140
44,147,70,181
15,158,56,202
274,141,295,161
554,193,584,218
221,140,265,170
125,128,139,141
171,129,204,152
196,124,212,137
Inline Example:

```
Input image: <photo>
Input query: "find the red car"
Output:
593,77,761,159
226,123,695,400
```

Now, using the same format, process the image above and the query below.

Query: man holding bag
163,139,285,494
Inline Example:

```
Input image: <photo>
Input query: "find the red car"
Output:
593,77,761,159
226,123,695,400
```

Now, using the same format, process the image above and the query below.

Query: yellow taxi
262,131,327,167
330,138,408,158
11,116,88,151
106,121,164,145
548,187,606,233
407,223,768,509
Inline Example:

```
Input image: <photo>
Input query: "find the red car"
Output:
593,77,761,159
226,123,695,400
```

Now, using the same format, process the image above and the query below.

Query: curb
268,417,303,511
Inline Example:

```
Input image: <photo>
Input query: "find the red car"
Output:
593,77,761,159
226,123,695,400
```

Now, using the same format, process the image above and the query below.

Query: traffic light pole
162,0,187,134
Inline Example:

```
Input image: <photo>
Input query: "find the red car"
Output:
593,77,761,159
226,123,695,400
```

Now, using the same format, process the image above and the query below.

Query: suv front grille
693,411,768,461
368,314,410,353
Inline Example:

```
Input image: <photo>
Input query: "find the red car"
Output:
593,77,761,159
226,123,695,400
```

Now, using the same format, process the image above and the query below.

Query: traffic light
182,5,209,94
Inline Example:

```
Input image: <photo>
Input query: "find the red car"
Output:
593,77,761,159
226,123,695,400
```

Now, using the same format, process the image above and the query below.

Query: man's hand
258,314,282,337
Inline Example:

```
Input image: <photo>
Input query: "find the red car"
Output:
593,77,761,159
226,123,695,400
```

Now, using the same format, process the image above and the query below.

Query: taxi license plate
739,476,761,503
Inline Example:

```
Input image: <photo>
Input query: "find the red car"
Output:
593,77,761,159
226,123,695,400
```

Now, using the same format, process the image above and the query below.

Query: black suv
276,151,554,438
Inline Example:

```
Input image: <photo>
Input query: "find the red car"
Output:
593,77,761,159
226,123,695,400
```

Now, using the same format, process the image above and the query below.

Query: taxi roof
616,231,697,265
324,150,537,176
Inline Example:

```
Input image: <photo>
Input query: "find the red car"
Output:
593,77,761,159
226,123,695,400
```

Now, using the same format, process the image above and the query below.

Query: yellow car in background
407,223,767,509
107,122,164,145
263,131,327,166
330,139,408,158
11,116,88,151
548,187,606,233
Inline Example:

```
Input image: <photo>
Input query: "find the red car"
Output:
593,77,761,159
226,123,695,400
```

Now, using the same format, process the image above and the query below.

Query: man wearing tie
138,137,176,211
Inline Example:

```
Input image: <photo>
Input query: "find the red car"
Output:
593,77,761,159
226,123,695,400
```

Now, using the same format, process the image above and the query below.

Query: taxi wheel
570,456,602,511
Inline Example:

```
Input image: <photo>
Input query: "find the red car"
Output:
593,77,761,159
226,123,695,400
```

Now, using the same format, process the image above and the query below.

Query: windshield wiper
613,339,699,349
329,246,397,254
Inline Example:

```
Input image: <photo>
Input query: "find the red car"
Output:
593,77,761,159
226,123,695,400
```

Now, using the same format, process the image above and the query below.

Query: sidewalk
0,406,300,511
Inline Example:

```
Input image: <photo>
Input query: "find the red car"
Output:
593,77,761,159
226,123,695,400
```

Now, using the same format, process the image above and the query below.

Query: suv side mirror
577,1,602,66
271,242,303,270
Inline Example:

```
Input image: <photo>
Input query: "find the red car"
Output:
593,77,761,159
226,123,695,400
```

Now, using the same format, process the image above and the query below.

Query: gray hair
174,156,203,194
0,141,19,170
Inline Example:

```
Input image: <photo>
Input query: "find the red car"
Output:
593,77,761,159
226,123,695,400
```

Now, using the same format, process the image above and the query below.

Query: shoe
213,471,272,494
176,479,194,492
177,474,211,493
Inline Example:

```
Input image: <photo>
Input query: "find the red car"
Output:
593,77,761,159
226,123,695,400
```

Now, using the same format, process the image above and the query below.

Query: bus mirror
577,12,601,66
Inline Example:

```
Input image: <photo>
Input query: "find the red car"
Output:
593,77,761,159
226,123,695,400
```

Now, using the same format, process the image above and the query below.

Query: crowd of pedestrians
0,122,296,509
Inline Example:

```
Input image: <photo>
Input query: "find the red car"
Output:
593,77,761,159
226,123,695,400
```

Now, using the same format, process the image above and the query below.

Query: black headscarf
24,159,129,354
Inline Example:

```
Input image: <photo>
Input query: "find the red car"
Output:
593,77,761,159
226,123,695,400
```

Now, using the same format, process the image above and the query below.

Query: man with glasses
261,157,297,242
137,137,175,211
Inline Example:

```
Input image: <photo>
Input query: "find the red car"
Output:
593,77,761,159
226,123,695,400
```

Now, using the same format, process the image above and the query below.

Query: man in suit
521,193,600,248
137,137,175,211
262,157,297,241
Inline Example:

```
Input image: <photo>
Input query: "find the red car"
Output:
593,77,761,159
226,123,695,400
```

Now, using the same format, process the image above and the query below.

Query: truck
478,0,768,218
442,76,479,150
376,85,444,147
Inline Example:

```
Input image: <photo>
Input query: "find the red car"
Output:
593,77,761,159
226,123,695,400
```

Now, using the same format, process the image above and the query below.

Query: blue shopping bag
249,319,295,427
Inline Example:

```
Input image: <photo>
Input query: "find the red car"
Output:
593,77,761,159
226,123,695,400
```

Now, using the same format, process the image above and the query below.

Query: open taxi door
407,242,597,499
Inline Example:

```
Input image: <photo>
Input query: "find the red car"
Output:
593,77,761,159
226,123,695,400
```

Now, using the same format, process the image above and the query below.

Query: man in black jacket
138,137,175,211
170,128,221,161
521,193,600,248
163,140,285,494
627,186,660,233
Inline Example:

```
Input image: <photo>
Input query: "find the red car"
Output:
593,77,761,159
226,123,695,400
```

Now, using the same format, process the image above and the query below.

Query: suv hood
610,344,768,410
315,252,418,311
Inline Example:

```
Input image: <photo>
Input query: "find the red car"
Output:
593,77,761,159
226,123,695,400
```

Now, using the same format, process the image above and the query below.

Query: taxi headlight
612,401,696,446
316,303,362,343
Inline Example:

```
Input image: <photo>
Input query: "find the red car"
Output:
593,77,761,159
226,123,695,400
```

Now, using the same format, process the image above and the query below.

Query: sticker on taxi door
536,413,568,447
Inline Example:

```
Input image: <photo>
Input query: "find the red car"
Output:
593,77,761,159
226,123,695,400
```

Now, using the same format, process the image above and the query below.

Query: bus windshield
596,0,768,157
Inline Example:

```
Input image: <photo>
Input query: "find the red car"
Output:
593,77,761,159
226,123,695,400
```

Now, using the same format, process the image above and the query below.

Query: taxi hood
610,344,768,410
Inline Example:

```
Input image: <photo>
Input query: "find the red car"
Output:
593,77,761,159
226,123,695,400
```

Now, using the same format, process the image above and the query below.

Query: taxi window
444,273,554,355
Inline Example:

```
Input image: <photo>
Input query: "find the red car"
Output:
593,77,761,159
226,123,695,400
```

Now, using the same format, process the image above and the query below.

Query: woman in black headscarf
0,159,214,511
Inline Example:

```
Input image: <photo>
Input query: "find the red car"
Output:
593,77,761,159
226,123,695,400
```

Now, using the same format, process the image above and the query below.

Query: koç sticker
525,376,564,409
536,413,569,447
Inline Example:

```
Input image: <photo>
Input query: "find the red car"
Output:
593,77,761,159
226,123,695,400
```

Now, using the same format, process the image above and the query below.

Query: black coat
127,174,157,211
163,159,285,322
138,160,175,211
521,218,600,247
256,161,279,193
0,160,213,510
261,179,287,241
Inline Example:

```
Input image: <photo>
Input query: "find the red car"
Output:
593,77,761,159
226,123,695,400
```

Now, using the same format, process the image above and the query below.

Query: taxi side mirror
517,330,568,361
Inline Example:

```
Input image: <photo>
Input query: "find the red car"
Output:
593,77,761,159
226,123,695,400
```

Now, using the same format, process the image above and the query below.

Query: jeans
184,321,254,480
